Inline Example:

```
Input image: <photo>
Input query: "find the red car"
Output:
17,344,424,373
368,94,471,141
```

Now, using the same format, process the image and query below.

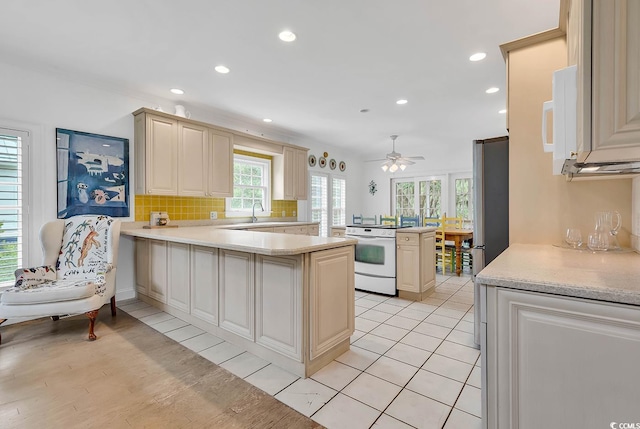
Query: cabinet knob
397,246,400,249
405,237,409,241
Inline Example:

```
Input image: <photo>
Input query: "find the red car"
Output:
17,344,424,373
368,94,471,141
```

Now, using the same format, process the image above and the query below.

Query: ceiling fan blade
364,158,388,163
404,156,425,160
397,159,415,166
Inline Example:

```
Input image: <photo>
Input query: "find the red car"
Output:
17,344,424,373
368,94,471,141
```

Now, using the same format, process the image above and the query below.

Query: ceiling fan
366,135,425,172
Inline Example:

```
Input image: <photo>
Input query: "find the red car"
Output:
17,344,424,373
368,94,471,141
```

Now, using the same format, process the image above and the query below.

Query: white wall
0,61,365,299
360,141,473,218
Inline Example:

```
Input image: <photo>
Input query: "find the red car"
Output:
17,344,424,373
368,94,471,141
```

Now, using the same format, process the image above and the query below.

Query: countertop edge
476,274,640,307
121,227,356,256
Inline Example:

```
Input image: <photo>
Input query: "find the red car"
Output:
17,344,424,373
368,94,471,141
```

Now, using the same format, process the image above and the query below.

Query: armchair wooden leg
51,316,60,321
110,296,117,317
86,310,99,341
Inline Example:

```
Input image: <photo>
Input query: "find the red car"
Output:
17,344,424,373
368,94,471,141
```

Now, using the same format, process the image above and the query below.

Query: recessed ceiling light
469,52,487,61
278,30,296,42
498,109,507,114
170,88,184,95
396,99,408,105
215,65,230,74
263,118,273,123
486,87,500,94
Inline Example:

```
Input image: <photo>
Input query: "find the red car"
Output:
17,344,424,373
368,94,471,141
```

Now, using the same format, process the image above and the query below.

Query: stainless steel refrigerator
471,136,509,346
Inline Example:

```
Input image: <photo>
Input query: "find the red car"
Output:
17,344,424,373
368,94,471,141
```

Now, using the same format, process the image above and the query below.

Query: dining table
444,229,473,276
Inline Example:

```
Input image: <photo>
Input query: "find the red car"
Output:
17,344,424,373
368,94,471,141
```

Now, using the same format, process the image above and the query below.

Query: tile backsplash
134,195,297,222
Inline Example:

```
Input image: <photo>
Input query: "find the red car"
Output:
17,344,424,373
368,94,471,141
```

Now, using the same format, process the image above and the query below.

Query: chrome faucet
252,201,264,223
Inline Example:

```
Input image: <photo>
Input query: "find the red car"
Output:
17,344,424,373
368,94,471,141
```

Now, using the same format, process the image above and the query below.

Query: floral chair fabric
0,215,121,343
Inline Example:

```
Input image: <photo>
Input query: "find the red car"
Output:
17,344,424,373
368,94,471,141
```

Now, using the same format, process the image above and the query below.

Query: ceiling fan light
389,163,399,173
400,164,407,171
381,164,389,172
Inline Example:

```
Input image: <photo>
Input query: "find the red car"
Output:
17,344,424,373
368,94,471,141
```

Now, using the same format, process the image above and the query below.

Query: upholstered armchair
0,215,121,344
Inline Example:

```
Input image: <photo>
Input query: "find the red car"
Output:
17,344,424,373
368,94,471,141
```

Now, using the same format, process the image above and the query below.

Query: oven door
346,235,396,278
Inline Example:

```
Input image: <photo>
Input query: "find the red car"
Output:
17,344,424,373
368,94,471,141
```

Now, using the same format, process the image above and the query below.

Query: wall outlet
282,211,286,217
210,211,217,220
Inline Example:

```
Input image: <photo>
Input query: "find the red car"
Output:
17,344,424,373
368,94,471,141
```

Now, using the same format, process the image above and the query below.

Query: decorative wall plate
329,159,337,170
308,154,317,167
339,161,346,172
319,157,327,168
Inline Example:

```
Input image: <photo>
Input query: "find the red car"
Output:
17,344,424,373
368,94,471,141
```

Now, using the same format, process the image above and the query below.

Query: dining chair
352,214,363,224
362,215,378,225
379,215,398,226
0,215,121,344
400,215,421,227
435,219,455,274
423,217,441,227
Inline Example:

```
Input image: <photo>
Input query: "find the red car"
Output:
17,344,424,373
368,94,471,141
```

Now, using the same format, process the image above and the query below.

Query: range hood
563,159,640,180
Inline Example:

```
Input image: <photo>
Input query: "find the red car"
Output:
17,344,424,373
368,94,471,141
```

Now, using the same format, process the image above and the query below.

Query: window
309,172,346,237
332,177,346,228
455,178,473,222
310,174,327,236
226,154,271,217
0,128,28,289
393,176,444,220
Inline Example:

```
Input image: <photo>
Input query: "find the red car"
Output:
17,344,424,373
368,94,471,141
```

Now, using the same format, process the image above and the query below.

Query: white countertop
122,226,355,256
477,244,640,306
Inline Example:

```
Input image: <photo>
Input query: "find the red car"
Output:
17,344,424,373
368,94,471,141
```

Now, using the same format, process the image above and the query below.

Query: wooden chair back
362,215,378,225
400,215,421,227
379,215,397,226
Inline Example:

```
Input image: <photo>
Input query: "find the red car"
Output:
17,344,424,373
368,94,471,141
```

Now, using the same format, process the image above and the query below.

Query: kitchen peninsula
123,225,356,378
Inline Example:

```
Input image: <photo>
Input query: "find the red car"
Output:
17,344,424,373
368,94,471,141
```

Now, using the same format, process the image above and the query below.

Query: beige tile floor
120,273,481,429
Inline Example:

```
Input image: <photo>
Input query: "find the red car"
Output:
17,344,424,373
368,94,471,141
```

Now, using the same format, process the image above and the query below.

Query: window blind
310,174,328,236
0,131,24,287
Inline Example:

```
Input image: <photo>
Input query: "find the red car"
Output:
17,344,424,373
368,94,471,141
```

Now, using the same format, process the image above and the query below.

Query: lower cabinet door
396,243,420,293
167,242,190,312
255,255,302,361
493,288,640,428
219,250,254,340
190,245,218,325
134,238,149,295
309,246,355,360
148,239,167,303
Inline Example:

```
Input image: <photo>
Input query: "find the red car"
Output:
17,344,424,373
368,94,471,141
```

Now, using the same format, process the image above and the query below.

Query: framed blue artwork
56,128,130,218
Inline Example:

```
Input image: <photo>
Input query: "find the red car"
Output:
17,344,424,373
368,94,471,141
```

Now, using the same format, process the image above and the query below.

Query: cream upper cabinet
178,122,208,197
207,130,233,197
570,0,640,163
135,113,178,195
134,109,233,197
273,146,308,200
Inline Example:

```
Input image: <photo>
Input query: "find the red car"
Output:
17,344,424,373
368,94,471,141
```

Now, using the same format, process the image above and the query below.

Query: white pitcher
174,105,191,118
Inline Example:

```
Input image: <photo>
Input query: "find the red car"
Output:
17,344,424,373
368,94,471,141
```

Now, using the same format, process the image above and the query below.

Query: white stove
345,225,409,295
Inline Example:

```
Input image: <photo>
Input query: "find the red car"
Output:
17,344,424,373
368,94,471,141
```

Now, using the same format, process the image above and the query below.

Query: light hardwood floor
0,310,321,429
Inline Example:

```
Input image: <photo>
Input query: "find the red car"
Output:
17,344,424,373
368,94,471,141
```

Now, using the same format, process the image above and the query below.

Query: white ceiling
0,0,560,159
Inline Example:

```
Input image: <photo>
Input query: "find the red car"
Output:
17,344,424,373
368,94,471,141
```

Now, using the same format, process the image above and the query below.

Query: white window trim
450,172,473,221
225,154,272,218
0,127,29,291
308,171,347,237
392,174,448,219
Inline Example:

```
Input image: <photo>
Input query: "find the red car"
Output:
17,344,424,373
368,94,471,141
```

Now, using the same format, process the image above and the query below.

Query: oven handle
345,235,395,241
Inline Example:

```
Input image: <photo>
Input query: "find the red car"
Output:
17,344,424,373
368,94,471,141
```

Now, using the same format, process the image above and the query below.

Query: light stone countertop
121,226,355,256
477,243,640,306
